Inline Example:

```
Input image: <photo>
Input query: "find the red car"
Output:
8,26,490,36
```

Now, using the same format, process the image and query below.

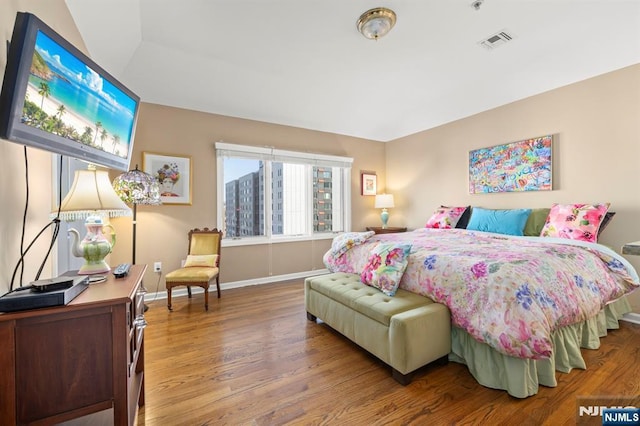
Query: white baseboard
144,268,329,303
621,312,640,325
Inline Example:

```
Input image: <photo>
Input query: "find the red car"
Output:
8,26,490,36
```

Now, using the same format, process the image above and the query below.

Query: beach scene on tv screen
21,30,137,159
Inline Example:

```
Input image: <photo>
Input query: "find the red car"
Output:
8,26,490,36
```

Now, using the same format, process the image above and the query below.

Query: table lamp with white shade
375,194,395,229
56,166,132,274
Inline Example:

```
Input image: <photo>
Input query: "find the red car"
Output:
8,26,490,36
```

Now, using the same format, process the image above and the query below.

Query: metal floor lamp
113,165,161,310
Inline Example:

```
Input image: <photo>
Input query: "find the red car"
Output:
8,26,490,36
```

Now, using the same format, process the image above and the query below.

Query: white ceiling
64,0,640,142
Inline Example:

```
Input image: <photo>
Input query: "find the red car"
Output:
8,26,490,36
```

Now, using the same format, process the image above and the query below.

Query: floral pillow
360,243,412,296
425,206,468,229
539,203,610,243
331,231,375,257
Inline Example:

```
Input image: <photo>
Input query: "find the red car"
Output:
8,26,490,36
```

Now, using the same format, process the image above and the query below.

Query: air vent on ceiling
478,30,515,50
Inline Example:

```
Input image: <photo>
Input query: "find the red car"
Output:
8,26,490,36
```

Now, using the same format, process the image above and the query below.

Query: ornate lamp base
380,208,389,229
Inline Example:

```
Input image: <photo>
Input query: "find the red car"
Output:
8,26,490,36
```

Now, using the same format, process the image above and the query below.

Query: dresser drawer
128,283,146,377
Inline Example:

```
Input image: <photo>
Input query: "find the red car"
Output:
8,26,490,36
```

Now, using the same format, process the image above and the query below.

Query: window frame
216,142,353,247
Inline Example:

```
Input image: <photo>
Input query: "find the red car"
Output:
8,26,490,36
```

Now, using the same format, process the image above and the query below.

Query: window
216,142,352,245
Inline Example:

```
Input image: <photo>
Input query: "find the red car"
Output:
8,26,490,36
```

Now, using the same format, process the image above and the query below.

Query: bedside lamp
375,194,395,229
56,166,131,274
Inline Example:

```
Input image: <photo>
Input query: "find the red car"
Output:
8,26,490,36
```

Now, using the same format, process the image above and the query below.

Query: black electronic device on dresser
113,263,132,278
0,275,89,313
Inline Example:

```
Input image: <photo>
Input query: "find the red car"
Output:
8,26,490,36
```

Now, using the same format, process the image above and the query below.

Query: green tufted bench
305,272,451,384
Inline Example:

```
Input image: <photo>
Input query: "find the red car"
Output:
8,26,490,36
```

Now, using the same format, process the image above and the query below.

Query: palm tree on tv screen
100,128,108,147
38,82,50,110
93,121,102,147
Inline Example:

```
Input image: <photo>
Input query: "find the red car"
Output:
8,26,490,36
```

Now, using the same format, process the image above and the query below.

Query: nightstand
622,241,640,256
366,226,407,234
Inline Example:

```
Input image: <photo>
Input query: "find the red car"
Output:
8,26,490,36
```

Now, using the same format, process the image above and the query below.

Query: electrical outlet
154,262,162,273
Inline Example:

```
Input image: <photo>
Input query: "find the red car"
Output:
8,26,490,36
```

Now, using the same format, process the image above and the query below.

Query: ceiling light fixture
357,7,397,40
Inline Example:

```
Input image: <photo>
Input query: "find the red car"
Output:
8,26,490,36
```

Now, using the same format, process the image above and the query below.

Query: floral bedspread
323,228,639,359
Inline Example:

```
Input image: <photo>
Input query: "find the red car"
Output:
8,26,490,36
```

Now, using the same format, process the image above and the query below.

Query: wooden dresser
0,264,147,425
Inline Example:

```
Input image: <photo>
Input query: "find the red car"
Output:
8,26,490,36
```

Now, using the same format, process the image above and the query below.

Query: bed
323,227,639,398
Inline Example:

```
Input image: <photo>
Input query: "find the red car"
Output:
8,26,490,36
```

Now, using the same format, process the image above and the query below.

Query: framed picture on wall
142,152,192,205
361,172,377,196
468,134,553,194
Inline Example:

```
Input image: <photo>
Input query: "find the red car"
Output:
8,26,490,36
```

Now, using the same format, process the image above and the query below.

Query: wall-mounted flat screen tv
0,12,139,171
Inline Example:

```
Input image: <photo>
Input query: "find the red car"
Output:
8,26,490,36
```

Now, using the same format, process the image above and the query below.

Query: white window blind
215,142,353,168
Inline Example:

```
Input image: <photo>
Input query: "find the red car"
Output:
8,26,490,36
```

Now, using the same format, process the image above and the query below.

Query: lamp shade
56,169,131,221
112,165,161,206
375,194,395,209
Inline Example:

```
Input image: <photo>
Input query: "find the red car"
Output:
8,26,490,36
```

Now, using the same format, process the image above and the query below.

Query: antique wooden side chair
165,228,222,311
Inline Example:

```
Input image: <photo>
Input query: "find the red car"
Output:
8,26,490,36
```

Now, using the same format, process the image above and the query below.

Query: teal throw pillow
466,208,532,236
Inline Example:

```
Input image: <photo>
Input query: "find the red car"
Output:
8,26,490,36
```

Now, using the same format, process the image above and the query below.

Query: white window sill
221,233,339,247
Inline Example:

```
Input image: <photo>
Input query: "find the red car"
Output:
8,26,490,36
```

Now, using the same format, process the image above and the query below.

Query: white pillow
330,231,375,257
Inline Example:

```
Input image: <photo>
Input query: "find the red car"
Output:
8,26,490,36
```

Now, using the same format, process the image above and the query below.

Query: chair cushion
165,267,219,283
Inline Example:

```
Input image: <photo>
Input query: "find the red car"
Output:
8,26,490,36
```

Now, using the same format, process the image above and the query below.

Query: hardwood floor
137,281,640,425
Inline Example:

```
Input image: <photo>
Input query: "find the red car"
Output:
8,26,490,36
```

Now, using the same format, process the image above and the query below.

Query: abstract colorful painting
469,135,553,194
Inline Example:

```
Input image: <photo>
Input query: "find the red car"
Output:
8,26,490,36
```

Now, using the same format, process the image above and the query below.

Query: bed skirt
448,297,632,398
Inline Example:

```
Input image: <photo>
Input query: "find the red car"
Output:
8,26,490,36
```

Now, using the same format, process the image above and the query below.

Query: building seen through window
224,160,336,237
217,143,352,242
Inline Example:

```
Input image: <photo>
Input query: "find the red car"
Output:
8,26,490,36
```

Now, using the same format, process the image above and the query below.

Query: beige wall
108,103,386,287
386,64,640,312
0,1,88,294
